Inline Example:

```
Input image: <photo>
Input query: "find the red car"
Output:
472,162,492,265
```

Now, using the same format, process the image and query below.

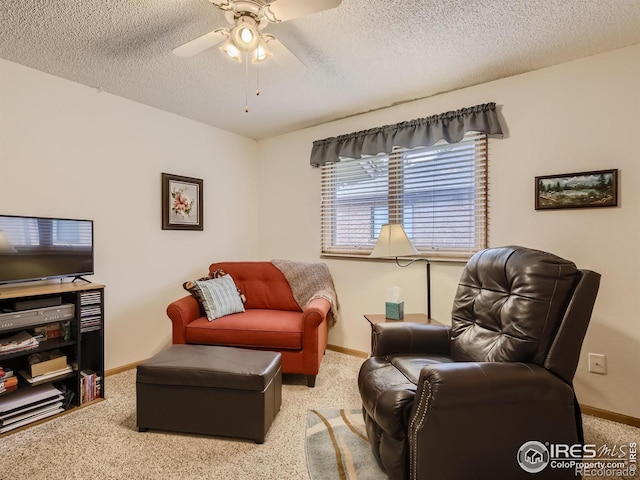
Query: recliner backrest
544,269,600,383
450,246,580,366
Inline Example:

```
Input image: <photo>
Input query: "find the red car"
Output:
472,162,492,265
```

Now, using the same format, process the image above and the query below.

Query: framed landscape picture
161,173,203,230
535,169,618,210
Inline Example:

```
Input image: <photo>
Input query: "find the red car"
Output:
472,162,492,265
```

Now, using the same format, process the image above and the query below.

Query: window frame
320,133,488,261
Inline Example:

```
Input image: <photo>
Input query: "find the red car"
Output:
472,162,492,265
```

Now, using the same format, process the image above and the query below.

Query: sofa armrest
302,297,331,328
166,295,202,344
371,322,451,357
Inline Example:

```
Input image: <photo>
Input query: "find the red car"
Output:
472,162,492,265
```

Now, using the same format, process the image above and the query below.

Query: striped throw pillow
193,275,245,321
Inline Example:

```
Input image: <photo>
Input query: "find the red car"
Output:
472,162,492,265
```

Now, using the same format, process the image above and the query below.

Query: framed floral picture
161,173,203,230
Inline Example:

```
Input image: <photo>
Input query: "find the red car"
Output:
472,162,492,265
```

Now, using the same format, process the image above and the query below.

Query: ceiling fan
172,0,342,73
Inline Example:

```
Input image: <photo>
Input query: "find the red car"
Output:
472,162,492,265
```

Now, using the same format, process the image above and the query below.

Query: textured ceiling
2,0,640,139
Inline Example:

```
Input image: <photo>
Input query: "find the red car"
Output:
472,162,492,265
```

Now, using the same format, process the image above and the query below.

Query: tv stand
71,276,91,284
0,282,105,435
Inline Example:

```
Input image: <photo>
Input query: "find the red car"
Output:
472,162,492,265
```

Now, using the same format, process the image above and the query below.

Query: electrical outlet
588,353,607,375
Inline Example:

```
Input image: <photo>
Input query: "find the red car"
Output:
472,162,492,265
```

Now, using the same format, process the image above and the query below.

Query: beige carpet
3,349,639,480
3,350,364,480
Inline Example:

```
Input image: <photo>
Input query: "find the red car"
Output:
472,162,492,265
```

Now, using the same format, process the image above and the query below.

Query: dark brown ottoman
136,345,282,443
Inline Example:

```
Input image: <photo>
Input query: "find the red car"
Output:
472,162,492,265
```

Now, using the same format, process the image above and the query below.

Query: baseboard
107,346,371,375
327,344,368,358
581,404,640,428
105,360,144,376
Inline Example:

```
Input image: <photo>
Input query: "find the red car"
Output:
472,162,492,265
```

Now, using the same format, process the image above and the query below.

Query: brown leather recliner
358,246,600,480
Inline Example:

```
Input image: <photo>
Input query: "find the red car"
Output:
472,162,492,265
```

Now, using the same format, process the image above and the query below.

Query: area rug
305,408,387,480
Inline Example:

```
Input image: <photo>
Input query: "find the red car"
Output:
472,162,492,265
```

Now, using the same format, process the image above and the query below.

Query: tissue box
385,301,404,320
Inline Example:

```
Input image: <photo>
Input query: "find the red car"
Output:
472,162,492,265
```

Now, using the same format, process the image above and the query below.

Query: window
53,220,87,246
0,218,91,248
320,132,487,260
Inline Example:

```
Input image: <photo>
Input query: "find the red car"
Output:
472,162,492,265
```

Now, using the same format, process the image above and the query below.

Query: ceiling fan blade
207,0,233,9
267,38,306,75
265,0,342,22
172,29,228,57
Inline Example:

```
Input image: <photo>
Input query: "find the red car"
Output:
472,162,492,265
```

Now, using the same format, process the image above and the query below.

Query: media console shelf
0,282,105,435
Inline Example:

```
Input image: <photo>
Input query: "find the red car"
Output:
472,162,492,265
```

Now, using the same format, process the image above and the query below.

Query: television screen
0,215,94,285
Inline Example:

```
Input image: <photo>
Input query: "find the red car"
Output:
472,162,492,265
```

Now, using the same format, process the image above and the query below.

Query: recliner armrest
415,362,573,410
371,322,451,357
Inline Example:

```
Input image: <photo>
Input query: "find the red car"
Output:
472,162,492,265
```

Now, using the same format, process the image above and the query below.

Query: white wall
257,44,640,418
0,59,259,369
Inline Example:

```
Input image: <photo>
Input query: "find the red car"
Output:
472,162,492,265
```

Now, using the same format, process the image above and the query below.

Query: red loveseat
166,261,335,387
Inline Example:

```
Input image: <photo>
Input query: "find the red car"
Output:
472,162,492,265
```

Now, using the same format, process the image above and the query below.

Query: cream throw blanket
272,260,339,326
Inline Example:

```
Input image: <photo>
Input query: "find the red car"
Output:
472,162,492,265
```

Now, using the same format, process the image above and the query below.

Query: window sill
320,252,471,263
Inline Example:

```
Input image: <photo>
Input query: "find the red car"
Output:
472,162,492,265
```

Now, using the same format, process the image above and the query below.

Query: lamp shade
370,224,419,258
219,39,242,62
252,38,273,64
231,16,259,52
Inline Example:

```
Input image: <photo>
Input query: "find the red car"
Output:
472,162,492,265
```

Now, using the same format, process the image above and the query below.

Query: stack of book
0,383,64,433
0,331,39,355
80,369,101,403
0,367,17,395
19,364,74,385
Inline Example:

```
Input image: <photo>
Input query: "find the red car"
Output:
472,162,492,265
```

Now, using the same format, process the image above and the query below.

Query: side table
364,313,442,326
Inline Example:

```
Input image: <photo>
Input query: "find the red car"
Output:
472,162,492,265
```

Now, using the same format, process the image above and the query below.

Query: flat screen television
0,214,94,285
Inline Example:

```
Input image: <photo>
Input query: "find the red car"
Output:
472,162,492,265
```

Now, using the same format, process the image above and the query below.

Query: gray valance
310,102,504,167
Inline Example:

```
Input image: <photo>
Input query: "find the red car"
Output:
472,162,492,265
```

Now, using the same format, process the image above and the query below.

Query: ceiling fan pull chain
256,65,260,96
245,52,249,113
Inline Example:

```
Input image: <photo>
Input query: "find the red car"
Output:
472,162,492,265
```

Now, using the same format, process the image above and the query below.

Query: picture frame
535,169,618,210
161,173,203,230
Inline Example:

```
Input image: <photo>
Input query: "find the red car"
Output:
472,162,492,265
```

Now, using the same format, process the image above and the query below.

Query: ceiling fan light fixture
231,16,259,51
239,26,254,44
219,39,242,62
252,39,272,63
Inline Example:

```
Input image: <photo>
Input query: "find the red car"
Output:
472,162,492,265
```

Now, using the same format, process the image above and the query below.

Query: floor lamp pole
426,260,431,319
396,257,431,319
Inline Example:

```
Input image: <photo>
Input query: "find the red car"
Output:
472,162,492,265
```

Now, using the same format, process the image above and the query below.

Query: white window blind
320,132,487,260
